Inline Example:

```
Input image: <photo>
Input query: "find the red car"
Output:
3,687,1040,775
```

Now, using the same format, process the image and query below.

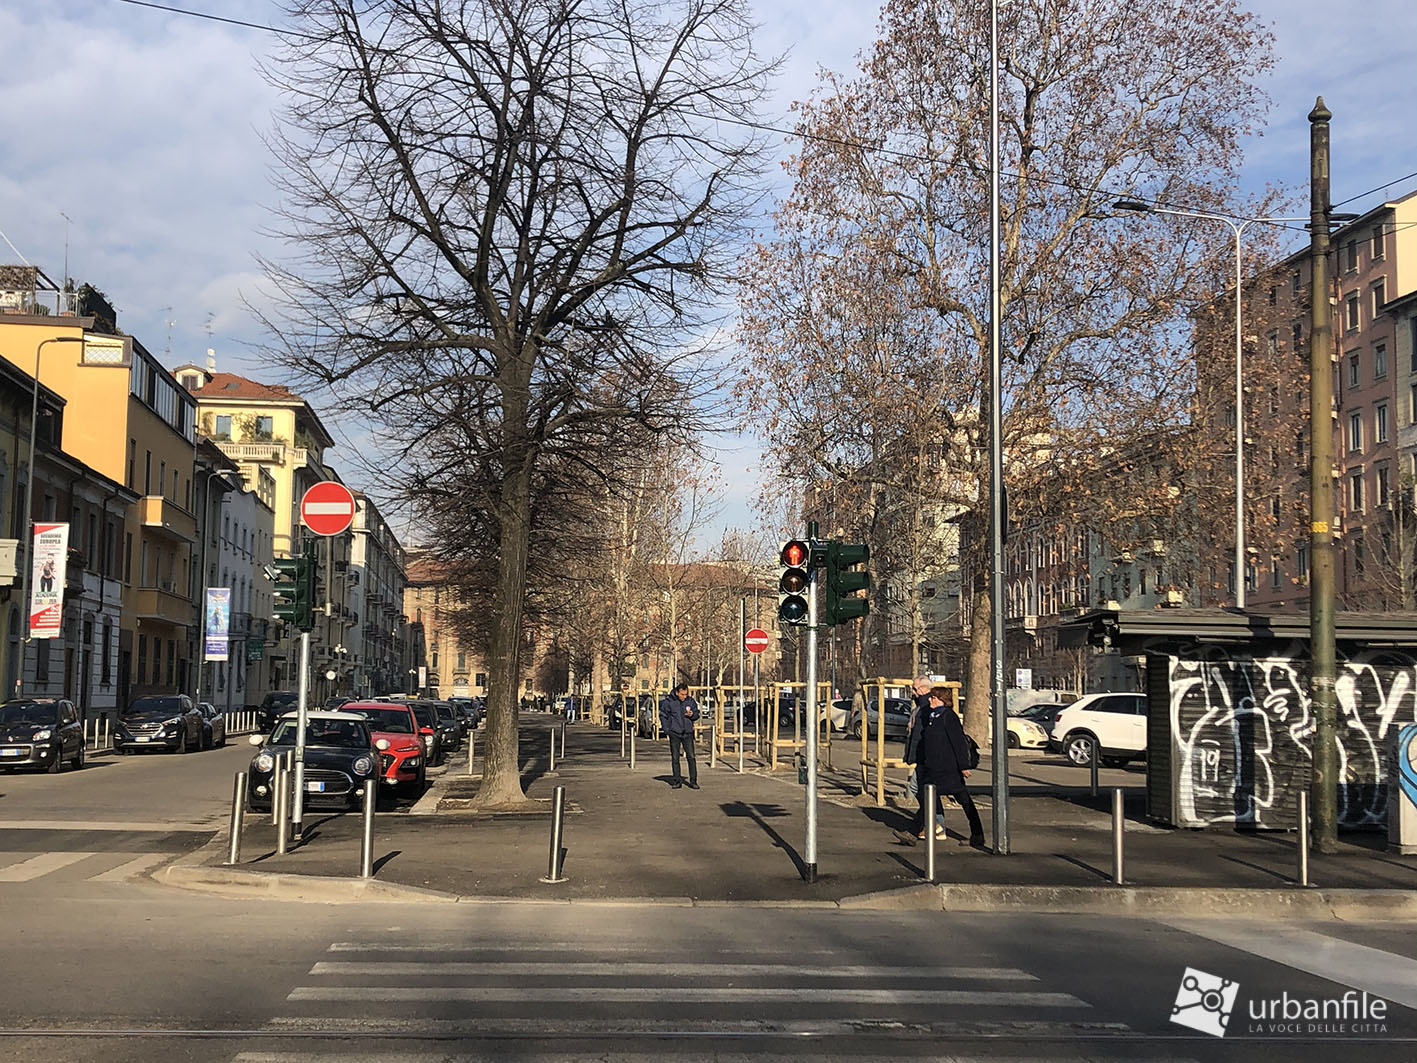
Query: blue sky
2,1,1415,545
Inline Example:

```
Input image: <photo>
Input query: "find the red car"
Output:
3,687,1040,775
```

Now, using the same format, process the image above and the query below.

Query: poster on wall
28,522,69,639
204,587,231,662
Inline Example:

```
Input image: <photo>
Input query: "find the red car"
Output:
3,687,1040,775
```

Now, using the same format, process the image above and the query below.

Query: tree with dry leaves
738,0,1276,743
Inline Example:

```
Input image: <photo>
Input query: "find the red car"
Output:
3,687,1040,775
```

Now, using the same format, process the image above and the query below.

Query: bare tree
256,0,775,805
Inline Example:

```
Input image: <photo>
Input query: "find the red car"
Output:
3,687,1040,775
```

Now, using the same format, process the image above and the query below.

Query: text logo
1172,967,1239,1038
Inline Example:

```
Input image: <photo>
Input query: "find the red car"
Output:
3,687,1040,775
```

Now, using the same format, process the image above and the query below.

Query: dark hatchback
246,712,379,812
0,698,84,773
259,691,299,731
115,695,204,754
405,701,445,766
431,701,462,753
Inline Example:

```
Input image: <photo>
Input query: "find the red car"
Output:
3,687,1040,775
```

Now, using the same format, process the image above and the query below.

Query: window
1271,556,1282,589
1373,278,1387,315
144,450,152,494
1344,241,1358,272
1268,286,1277,306
1376,403,1389,444
35,640,49,683
124,532,132,583
1292,322,1302,349
1377,463,1391,507
158,460,166,499
1355,536,1366,576
1266,330,1278,357
254,416,274,439
1350,471,1364,513
1346,292,1360,331
1297,543,1309,581
1291,270,1302,297
1348,352,1361,388
1375,341,1388,380
137,635,147,685
127,439,136,489
1271,495,1281,520
1348,411,1362,452
1245,563,1257,592
101,621,112,684
214,415,231,438
1373,224,1385,260
1409,382,1417,426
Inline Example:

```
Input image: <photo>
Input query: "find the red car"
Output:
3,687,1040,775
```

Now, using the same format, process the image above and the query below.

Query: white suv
1048,692,1147,768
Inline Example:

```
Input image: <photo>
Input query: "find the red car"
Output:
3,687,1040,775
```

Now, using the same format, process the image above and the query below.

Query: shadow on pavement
721,800,806,879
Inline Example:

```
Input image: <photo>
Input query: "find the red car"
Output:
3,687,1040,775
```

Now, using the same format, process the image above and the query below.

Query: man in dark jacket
896,689,985,849
659,682,701,789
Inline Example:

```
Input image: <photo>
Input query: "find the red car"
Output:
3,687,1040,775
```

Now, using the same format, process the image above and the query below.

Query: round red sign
300,481,356,536
744,627,771,654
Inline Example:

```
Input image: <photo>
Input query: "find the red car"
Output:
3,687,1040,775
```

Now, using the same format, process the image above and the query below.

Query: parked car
115,695,204,754
604,694,625,729
829,698,852,732
0,698,84,773
406,701,445,766
1014,702,1067,738
246,711,379,812
258,691,299,731
847,696,913,740
447,696,480,730
431,701,462,752
1005,715,1049,749
323,696,353,711
336,701,425,795
1048,692,1148,767
196,702,227,749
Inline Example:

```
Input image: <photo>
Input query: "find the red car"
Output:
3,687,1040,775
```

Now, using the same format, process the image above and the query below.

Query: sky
3,0,1416,549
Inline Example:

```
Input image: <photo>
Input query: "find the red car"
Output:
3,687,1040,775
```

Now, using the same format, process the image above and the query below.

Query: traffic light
823,541,870,626
778,539,810,625
268,552,314,632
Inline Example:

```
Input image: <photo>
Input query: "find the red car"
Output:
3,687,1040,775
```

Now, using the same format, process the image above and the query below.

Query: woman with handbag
895,689,986,850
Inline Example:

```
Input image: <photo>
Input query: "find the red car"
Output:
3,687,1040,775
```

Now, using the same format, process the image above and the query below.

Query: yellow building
0,287,200,703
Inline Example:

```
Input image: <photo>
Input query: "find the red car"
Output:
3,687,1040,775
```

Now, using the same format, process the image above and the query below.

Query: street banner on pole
28,522,69,639
204,587,231,661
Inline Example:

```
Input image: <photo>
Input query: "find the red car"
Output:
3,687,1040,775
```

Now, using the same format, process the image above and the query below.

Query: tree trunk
476,459,534,808
590,646,605,725
965,586,992,747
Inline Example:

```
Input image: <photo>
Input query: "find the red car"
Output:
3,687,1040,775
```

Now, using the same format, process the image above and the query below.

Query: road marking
0,819,215,831
0,851,93,881
90,852,169,882
260,1016,1130,1037
310,960,1037,980
237,1055,1153,1063
1162,920,1417,1011
287,987,1086,1006
326,942,850,954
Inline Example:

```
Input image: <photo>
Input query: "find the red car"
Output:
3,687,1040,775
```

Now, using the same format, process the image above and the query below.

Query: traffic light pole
804,561,820,885
291,629,311,837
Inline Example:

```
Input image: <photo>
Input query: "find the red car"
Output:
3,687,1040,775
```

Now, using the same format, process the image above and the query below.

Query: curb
933,883,1417,919
159,862,461,903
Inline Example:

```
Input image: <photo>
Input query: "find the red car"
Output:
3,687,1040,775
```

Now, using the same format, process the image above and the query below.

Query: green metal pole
1308,97,1339,852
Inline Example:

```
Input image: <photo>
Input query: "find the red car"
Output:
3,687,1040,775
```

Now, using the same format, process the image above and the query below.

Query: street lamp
1114,200,1309,609
15,335,85,698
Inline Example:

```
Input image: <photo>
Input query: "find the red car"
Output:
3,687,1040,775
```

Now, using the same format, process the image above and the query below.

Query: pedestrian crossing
0,849,171,883
240,938,1137,1050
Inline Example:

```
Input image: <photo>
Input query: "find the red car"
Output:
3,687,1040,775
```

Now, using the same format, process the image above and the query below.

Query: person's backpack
963,733,981,770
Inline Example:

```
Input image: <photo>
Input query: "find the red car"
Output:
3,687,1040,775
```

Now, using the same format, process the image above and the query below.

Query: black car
407,701,445,765
447,697,480,731
115,694,204,754
197,702,227,749
0,698,84,773
246,711,378,812
431,701,462,753
259,691,299,731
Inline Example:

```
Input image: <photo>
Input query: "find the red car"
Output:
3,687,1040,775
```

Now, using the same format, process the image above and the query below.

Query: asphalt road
0,883,1414,1062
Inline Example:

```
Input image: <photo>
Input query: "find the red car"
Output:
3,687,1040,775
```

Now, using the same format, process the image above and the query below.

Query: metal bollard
540,785,568,883
560,723,566,761
710,716,717,769
549,727,557,772
1112,788,1125,885
630,726,637,770
924,783,937,883
620,714,627,759
226,773,247,865
275,765,290,855
467,727,476,776
738,706,744,774
359,779,376,878
1090,743,1100,797
1297,790,1310,887
272,757,286,827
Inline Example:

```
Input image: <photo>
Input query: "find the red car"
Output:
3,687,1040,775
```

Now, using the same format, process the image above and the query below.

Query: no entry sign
300,481,356,536
744,627,770,654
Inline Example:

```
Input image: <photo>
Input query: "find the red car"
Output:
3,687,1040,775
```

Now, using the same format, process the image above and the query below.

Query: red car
336,701,425,795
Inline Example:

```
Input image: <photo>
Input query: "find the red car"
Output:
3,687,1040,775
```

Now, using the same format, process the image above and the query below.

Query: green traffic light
823,540,871,626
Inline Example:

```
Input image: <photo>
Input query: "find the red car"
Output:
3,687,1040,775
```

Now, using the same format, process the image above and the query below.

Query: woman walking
895,689,986,849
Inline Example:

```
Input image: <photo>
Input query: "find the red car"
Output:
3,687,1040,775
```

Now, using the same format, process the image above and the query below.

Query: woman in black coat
897,691,986,848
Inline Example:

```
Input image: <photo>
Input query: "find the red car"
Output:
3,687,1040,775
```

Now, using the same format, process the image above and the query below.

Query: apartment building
349,491,410,696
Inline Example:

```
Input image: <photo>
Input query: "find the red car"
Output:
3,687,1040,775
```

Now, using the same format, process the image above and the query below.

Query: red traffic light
780,539,809,568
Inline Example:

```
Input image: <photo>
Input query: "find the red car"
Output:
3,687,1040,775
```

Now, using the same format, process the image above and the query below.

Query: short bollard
560,723,567,761
275,766,290,856
467,727,476,776
540,785,568,884
1112,788,1125,885
272,757,285,827
226,772,247,865
620,715,627,759
1090,743,1100,797
1297,790,1311,887
549,727,557,772
630,727,637,770
359,779,377,878
924,783,937,883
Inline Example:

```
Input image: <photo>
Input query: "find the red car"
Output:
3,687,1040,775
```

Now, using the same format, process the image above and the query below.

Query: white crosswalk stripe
0,850,170,883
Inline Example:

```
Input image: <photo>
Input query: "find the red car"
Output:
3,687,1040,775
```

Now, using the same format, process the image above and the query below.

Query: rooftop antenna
204,312,217,374
160,306,175,359
59,211,73,295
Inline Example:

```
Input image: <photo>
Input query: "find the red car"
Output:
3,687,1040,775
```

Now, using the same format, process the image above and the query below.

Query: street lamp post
1114,201,1308,609
15,335,85,698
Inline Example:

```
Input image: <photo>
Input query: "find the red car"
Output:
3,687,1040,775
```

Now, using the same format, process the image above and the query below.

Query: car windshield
269,719,370,748
411,705,436,727
0,702,58,726
348,708,415,734
264,693,298,707
125,696,185,716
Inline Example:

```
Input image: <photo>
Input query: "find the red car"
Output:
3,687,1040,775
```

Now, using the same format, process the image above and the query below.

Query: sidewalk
162,715,1417,914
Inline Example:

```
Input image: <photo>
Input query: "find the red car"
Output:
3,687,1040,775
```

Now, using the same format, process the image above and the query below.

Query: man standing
659,681,701,790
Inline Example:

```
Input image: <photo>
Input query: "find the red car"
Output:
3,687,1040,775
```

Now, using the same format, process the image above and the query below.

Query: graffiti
1169,646,1417,828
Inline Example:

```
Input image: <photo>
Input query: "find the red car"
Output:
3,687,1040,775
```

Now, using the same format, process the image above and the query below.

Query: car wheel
851,720,863,739
1064,733,1098,766
176,729,189,754
47,744,64,773
1006,732,1019,749
201,726,212,751
216,730,226,748
73,745,85,770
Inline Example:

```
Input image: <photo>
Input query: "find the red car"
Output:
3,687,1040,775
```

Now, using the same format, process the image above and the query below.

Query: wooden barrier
768,680,832,771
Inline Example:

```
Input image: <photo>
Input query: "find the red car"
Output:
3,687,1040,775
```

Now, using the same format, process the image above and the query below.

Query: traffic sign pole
738,597,746,774
804,538,819,885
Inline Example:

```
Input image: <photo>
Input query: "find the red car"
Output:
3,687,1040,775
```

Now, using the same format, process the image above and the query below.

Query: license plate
136,736,150,742
0,748,22,757
306,781,326,793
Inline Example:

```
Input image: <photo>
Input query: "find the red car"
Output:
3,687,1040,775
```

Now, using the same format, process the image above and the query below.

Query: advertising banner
28,522,69,639
204,587,231,662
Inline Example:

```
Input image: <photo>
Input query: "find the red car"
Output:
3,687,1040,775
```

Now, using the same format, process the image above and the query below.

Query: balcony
140,496,197,543
131,585,194,626
230,611,252,637
216,440,285,464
